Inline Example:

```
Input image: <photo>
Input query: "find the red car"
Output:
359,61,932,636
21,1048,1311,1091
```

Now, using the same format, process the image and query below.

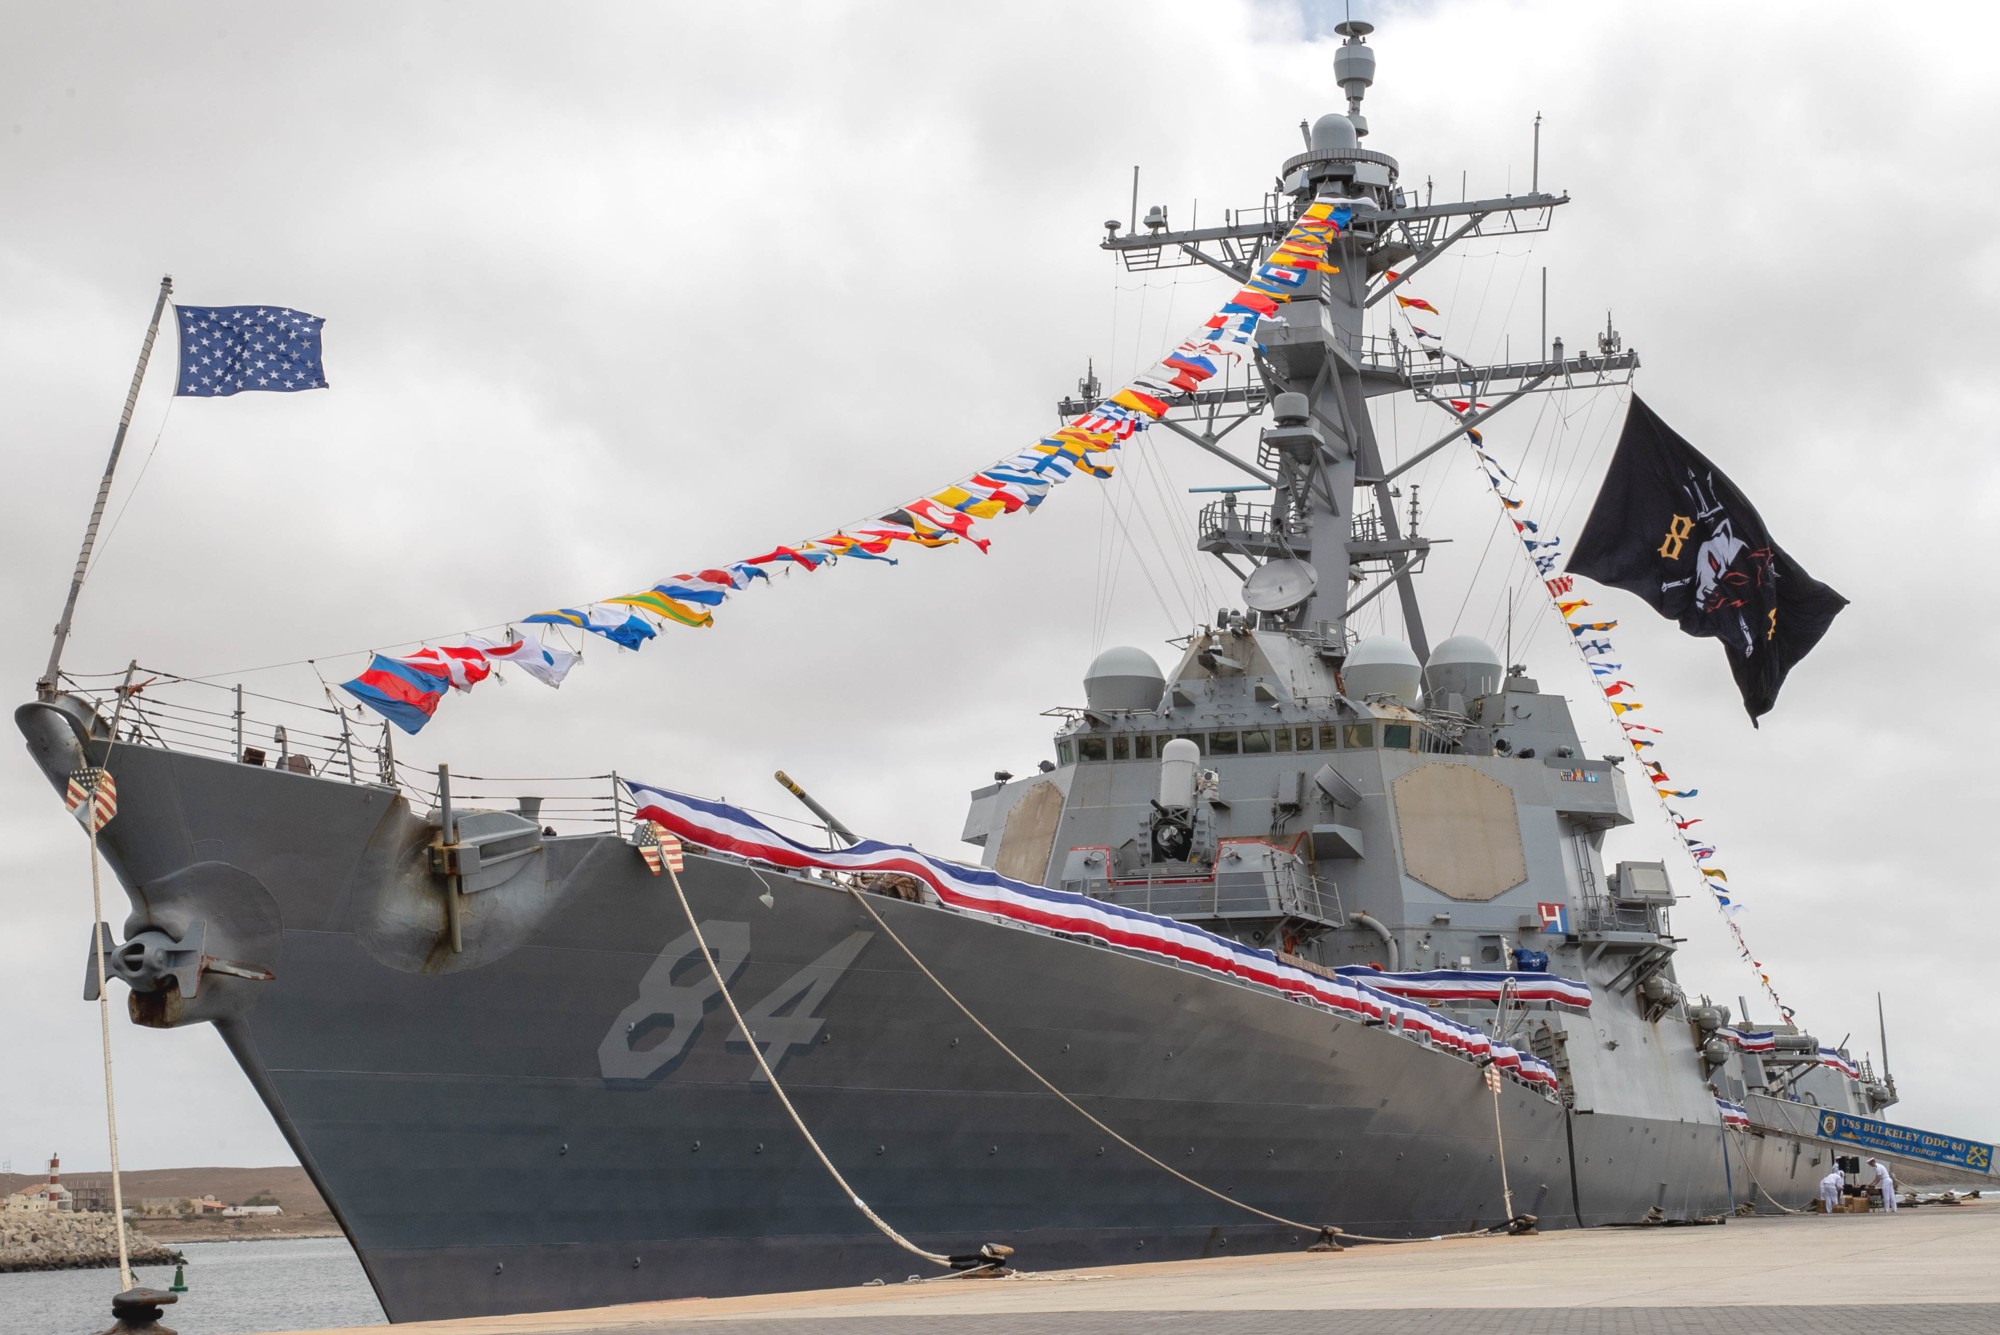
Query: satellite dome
1084,646,1166,712
1309,113,1359,153
1424,635,1503,704
1343,636,1421,703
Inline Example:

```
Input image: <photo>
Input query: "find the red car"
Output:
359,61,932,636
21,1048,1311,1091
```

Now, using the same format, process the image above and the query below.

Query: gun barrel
773,770,860,846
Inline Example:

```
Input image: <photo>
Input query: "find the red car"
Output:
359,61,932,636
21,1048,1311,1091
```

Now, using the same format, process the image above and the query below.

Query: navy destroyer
19,20,1992,1323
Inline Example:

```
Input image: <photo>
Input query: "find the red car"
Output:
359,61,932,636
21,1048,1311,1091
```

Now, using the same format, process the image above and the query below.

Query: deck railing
54,671,627,837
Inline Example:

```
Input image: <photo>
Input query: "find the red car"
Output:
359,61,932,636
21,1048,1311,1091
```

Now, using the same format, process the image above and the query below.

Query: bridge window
1134,735,1155,760
1294,726,1315,752
1078,736,1107,762
1172,733,1204,755
1056,740,1074,765
1274,728,1293,753
1383,723,1413,750
1343,722,1375,749
1319,724,1342,749
1208,731,1240,755
1242,729,1272,754
1112,735,1130,761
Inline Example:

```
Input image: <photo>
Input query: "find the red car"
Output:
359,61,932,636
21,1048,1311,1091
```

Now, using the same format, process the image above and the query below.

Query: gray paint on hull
20,711,1733,1323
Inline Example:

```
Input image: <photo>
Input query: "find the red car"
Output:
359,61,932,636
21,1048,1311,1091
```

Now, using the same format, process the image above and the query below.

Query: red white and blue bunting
1333,966,1592,1012
1718,1026,1777,1054
626,780,1574,1097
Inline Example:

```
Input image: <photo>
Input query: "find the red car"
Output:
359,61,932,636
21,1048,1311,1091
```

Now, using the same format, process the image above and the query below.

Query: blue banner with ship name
1814,1110,1994,1172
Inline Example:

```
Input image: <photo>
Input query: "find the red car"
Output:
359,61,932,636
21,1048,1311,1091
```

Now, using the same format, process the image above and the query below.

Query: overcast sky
4,0,1997,1176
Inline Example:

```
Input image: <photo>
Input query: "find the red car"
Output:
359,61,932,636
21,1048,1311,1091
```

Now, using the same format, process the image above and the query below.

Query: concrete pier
296,1202,1999,1335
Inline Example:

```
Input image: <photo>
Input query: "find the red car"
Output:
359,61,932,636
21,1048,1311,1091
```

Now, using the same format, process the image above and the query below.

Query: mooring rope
1725,1127,1804,1216
86,664,140,1291
660,861,955,1270
843,886,1520,1247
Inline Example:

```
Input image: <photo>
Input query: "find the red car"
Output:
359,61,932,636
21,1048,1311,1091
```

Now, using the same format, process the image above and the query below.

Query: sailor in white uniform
1818,1166,1845,1214
1869,1158,1898,1213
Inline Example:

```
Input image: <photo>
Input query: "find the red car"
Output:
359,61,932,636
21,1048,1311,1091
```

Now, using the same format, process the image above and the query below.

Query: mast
1077,21,1638,660
1877,992,1891,1083
38,275,175,698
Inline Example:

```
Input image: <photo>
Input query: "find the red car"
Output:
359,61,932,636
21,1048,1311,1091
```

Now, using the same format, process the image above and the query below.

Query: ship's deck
287,1199,1997,1335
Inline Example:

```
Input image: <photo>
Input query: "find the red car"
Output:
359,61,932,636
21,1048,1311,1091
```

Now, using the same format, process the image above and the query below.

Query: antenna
1078,358,1100,404
1532,111,1542,192
1129,166,1139,234
1878,992,1891,1081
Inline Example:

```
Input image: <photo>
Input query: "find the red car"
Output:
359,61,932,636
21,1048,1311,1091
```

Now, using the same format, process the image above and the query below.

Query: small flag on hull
634,822,685,876
65,768,117,832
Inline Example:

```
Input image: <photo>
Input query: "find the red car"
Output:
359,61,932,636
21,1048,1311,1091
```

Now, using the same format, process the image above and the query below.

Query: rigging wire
1138,440,1220,617
1132,276,1219,616
1116,451,1203,626
1446,507,1512,642
86,397,177,578
1090,263,1126,656
843,885,1535,1246
1092,469,1186,631
1515,387,1622,662
1543,385,1631,540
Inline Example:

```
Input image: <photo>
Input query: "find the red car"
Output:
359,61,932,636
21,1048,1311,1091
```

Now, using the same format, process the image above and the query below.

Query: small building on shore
68,1184,113,1213
2,1155,75,1214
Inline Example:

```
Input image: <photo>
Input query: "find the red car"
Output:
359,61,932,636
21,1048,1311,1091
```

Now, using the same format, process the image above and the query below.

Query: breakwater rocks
0,1211,182,1272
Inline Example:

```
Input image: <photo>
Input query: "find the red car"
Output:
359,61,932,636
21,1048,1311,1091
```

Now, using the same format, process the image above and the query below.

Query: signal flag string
1426,381,1807,1034
1387,276,1812,1035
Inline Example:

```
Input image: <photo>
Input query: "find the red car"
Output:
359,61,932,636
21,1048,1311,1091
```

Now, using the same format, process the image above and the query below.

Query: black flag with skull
1566,397,1847,723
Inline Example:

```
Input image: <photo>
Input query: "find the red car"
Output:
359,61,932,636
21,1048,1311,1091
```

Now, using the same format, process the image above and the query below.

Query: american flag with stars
65,767,117,832
174,304,327,397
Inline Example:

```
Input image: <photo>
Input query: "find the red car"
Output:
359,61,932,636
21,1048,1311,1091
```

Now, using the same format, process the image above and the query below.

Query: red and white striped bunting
625,780,1574,1097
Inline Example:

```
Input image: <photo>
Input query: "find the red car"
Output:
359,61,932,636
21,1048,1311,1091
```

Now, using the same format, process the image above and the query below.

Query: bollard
93,1287,178,1335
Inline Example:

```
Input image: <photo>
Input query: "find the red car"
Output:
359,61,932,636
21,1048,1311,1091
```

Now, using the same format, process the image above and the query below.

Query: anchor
82,918,273,1004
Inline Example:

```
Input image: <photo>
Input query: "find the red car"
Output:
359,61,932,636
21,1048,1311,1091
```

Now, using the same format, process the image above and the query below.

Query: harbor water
0,1237,384,1335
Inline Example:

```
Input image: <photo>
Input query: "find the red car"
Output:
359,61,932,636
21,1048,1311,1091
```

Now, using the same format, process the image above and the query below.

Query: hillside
0,1164,327,1214
0,1166,340,1241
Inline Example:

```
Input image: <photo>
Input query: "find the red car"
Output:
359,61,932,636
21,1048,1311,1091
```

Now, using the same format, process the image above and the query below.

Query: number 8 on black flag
1566,396,1847,723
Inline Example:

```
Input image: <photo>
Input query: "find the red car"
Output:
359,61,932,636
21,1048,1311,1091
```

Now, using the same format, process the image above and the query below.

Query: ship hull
1730,1096,1995,1206
21,705,1734,1322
